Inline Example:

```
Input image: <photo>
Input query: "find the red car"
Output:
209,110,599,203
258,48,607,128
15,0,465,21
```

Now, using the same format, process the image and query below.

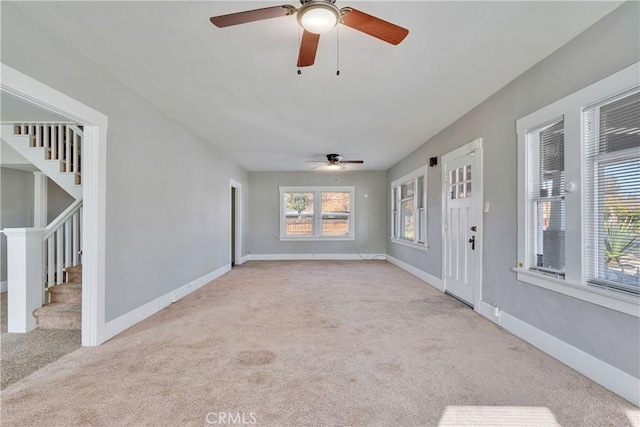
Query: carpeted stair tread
33,303,81,330
33,303,81,317
48,283,82,303
64,265,83,283
48,282,82,293
64,265,83,274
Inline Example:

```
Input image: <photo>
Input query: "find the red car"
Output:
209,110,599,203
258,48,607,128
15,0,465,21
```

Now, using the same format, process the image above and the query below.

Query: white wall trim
99,264,231,342
237,255,249,265
1,63,108,347
0,281,6,293
477,300,640,406
247,253,386,261
386,255,443,292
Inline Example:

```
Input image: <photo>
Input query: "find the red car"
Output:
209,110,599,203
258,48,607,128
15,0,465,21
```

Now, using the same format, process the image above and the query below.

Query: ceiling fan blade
341,160,364,164
297,30,321,67
340,8,409,45
210,5,295,28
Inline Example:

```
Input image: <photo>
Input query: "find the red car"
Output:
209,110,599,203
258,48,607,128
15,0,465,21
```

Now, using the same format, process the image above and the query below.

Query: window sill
513,267,639,317
390,238,428,251
279,236,355,242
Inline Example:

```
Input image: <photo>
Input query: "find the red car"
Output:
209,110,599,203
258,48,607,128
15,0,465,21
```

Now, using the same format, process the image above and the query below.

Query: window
279,186,354,240
584,90,640,295
526,118,566,277
391,166,427,248
516,62,639,316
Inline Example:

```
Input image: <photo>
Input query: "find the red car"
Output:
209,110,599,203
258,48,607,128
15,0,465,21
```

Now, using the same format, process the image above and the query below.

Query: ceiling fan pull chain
336,24,340,76
297,25,302,75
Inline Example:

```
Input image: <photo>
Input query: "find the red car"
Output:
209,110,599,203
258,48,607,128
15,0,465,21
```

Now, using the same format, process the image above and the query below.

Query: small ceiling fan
306,153,364,170
209,0,409,67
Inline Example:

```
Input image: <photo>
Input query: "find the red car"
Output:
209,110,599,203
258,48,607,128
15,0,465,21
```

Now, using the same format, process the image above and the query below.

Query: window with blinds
527,118,566,276
584,89,640,295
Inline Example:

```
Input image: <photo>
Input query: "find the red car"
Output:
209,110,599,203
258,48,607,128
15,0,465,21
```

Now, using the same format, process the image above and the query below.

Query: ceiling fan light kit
297,1,340,34
209,0,409,68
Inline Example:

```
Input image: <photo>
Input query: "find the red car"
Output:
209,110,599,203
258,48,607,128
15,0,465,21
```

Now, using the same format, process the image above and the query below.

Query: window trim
390,165,428,249
279,186,355,241
516,62,639,317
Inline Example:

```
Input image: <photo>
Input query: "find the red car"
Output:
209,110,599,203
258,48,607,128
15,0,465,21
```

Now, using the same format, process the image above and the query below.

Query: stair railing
42,199,83,290
14,123,83,185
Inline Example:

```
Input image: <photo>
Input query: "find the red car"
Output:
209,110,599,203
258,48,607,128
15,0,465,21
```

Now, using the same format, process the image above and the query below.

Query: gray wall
1,167,34,283
387,2,640,378
47,178,74,222
2,3,249,321
249,171,386,255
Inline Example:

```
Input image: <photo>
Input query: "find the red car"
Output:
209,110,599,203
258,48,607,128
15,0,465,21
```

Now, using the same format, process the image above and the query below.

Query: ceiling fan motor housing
299,0,337,5
326,153,342,163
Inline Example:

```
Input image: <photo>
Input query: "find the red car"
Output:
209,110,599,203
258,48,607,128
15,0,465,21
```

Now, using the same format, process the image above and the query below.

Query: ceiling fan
209,0,409,67
306,153,364,170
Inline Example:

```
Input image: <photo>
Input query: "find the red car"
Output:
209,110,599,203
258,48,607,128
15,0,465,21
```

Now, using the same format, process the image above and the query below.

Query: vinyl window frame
391,165,428,250
515,62,639,317
279,186,355,241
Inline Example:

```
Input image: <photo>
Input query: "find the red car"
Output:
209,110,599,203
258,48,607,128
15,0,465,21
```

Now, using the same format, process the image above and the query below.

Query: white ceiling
13,1,622,171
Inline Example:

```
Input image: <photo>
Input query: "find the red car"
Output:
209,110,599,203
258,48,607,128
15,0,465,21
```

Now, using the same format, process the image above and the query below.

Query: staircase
1,122,84,332
1,123,83,200
33,265,82,330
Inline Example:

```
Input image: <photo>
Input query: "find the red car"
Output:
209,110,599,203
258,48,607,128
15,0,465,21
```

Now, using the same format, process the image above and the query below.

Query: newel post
4,228,44,333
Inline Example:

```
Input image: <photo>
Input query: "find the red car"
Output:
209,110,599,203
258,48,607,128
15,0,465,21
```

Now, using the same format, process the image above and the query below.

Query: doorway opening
230,179,242,267
1,63,107,346
231,186,237,266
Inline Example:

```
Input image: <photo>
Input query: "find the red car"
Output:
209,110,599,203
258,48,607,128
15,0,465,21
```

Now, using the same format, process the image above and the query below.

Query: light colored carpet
0,292,81,390
1,261,637,426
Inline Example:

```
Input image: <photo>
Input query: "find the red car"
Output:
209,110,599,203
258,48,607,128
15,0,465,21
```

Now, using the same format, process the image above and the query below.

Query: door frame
229,179,243,265
1,63,108,346
441,137,484,309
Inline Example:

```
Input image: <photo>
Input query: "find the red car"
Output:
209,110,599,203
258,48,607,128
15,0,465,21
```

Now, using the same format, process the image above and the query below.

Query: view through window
280,187,354,239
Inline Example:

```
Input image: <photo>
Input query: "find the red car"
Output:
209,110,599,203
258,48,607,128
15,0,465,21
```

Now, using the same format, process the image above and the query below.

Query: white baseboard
386,255,443,291
100,264,231,342
247,253,387,261
477,300,639,407
0,281,6,293
237,255,249,265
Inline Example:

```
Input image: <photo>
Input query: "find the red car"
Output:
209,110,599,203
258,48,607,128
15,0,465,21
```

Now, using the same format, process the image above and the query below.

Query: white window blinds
527,118,566,276
584,89,640,295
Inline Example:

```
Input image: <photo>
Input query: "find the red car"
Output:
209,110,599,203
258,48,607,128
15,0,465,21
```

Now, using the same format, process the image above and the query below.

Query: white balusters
13,122,83,185
42,201,83,288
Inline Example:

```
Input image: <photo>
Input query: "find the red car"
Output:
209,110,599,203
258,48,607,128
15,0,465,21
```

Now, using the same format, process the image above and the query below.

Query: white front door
443,139,482,306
